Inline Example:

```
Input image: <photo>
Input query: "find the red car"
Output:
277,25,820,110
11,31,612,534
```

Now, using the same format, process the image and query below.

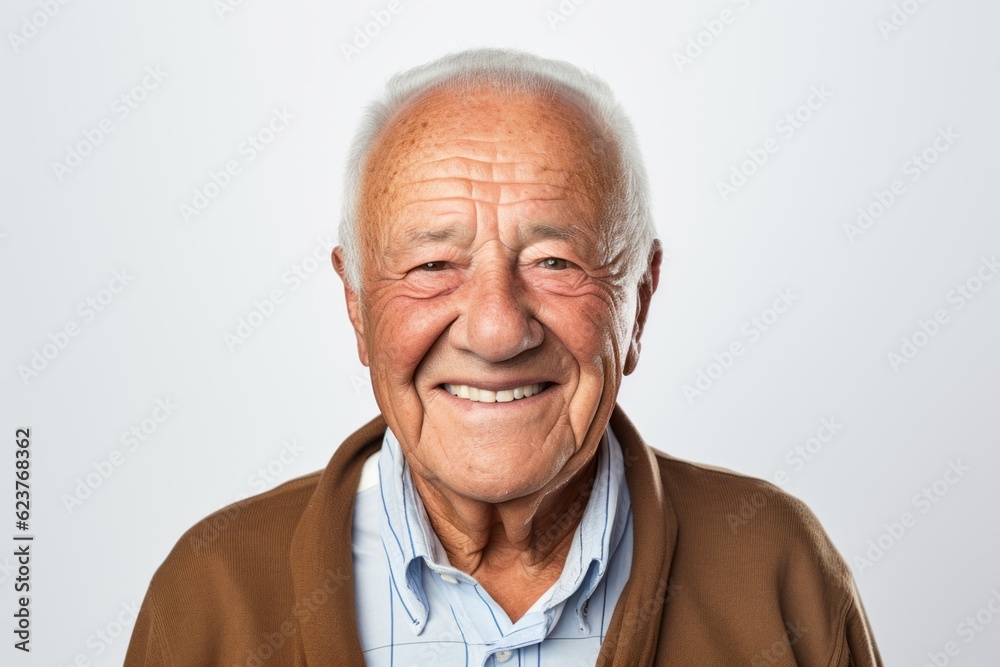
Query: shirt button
439,573,459,584
495,650,513,663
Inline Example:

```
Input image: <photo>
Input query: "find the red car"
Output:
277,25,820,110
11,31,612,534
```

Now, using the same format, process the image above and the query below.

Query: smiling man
125,49,882,666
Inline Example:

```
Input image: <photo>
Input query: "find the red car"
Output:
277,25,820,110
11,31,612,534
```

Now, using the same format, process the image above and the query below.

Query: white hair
337,47,657,294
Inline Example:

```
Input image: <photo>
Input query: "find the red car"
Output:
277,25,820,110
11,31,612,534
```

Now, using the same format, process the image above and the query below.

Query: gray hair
337,48,656,294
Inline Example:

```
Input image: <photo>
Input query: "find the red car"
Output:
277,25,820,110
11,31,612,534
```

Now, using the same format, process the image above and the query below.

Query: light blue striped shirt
351,424,633,667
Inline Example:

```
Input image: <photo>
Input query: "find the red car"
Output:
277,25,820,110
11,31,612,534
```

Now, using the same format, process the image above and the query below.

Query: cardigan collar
288,404,678,666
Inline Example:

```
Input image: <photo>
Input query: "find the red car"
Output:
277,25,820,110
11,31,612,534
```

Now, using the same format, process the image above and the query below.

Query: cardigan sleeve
124,581,172,667
840,592,882,667
779,498,885,667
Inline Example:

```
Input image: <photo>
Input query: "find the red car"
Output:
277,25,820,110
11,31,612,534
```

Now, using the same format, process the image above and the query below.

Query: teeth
444,382,546,403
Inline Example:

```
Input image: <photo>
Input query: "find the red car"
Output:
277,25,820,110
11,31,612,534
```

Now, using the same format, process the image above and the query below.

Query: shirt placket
429,562,550,667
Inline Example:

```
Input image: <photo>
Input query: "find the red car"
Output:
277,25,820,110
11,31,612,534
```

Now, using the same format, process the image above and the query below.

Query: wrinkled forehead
358,85,617,229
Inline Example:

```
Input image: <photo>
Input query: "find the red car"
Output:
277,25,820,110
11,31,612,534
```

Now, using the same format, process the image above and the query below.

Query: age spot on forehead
371,87,609,180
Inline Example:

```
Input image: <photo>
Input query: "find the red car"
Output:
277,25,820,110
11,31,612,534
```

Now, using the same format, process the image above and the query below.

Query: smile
441,382,551,403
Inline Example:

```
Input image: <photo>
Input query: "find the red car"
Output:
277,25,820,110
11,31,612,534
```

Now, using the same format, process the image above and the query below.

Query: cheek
364,295,454,381
539,296,622,370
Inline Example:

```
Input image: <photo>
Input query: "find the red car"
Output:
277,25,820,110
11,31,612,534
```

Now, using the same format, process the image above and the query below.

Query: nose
449,256,544,362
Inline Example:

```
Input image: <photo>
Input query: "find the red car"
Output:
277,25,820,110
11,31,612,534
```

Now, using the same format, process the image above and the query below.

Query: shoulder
146,470,323,612
126,472,325,662
126,416,388,664
655,453,822,541
652,451,884,663
180,470,323,560
651,450,869,649
142,416,386,605
653,450,851,578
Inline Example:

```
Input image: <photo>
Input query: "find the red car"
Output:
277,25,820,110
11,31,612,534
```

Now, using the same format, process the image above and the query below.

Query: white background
1,0,998,664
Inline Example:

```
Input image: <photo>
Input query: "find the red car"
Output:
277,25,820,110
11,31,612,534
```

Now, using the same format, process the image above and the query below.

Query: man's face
336,88,657,504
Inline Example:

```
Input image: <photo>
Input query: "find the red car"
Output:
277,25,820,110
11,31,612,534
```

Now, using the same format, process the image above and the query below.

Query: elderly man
125,49,882,666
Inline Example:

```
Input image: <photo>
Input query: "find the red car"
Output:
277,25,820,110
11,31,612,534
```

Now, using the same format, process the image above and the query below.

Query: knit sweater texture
124,405,882,666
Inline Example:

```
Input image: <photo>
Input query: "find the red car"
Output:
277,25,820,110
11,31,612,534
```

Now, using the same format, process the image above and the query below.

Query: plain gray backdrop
2,0,998,664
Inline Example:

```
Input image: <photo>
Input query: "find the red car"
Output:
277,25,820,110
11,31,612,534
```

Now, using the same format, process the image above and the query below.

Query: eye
417,261,449,271
539,257,569,270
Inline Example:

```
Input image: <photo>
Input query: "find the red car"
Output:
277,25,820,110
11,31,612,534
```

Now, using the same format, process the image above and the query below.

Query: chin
443,466,552,504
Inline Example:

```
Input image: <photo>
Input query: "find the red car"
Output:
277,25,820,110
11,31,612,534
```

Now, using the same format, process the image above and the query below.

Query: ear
623,239,662,376
332,246,370,367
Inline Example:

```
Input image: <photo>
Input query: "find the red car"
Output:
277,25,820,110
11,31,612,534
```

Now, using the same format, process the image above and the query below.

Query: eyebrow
517,223,579,245
403,226,473,245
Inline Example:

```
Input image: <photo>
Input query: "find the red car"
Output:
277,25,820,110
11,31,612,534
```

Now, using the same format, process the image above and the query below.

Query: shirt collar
377,422,631,635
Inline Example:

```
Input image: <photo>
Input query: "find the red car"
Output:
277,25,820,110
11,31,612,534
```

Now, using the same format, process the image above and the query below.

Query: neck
411,451,600,619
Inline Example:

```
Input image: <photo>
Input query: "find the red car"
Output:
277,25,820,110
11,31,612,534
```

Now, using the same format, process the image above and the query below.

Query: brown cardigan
124,405,882,666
